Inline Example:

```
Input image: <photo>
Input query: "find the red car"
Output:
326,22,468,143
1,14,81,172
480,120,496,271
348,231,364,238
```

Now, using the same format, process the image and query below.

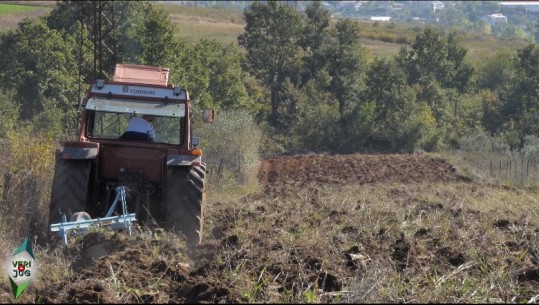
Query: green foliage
0,89,18,135
398,27,473,94
299,1,331,85
30,102,70,140
340,101,376,152
393,27,481,151
325,19,367,116
0,17,79,132
47,1,155,70
238,1,371,153
139,4,178,67
446,32,474,93
361,58,421,152
476,50,514,91
498,44,539,141
3,0,539,155
114,1,154,66
238,1,303,125
492,22,529,40
481,89,503,134
279,75,341,153
170,39,255,113
398,27,449,87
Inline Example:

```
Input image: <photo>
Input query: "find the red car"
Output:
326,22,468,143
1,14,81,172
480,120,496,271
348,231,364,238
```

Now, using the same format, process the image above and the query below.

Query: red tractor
48,64,213,244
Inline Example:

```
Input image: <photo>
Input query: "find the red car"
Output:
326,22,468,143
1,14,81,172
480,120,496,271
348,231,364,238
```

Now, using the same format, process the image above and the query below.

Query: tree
238,1,303,126
170,39,254,113
325,19,366,116
499,43,539,139
398,27,473,93
445,32,474,93
477,50,514,91
362,58,419,151
282,75,341,153
298,1,331,85
396,27,476,148
364,58,414,122
397,27,450,87
138,5,178,67
0,18,79,132
47,1,154,82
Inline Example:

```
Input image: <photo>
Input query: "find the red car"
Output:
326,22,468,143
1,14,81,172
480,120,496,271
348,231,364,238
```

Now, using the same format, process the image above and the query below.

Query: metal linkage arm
49,186,137,246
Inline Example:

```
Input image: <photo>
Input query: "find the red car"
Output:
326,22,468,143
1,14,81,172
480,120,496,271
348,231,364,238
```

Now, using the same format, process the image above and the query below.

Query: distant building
370,16,391,22
338,1,363,11
499,2,539,13
433,1,445,12
485,13,508,24
392,3,404,11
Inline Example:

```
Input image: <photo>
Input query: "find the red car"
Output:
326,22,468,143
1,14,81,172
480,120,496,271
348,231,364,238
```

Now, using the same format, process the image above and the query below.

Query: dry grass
438,151,539,189
171,14,244,46
204,179,539,303
1,149,539,302
159,3,244,25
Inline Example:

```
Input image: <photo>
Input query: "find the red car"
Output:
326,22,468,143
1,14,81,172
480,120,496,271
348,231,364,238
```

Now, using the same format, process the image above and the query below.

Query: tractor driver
120,114,156,141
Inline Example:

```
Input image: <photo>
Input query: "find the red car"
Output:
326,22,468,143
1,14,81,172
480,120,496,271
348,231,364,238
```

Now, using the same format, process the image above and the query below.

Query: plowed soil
7,153,539,303
258,153,470,193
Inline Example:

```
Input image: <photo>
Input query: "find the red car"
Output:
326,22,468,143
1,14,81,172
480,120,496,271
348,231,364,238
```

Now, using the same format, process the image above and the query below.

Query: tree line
1,1,538,155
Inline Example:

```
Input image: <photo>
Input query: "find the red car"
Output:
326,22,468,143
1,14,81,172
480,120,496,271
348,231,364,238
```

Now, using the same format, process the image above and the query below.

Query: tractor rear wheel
48,150,91,226
164,166,205,245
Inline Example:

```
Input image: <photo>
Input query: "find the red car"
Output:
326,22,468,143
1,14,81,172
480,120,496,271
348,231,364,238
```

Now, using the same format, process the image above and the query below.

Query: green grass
0,3,47,14
0,3,52,29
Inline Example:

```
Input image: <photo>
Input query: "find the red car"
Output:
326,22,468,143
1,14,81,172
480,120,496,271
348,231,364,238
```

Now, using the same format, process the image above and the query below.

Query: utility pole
77,1,117,103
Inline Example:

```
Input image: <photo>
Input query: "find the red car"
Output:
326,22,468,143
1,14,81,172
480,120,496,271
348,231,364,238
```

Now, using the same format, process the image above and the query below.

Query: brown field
0,4,538,302
2,153,539,303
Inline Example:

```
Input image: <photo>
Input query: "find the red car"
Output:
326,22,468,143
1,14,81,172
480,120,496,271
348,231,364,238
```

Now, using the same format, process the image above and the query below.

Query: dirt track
14,153,539,303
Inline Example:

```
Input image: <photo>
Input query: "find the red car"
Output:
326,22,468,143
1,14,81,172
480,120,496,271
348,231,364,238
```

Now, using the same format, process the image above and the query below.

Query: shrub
522,135,539,158
457,131,509,154
193,108,261,185
1,127,57,242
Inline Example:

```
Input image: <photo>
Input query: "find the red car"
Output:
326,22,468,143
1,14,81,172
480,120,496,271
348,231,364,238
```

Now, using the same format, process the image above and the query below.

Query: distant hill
0,1,529,61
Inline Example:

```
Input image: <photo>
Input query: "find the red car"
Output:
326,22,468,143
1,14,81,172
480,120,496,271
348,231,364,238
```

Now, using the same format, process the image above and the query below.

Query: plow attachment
50,186,137,246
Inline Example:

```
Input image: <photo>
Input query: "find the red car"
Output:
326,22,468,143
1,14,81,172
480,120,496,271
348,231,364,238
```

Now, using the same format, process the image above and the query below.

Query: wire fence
454,151,539,186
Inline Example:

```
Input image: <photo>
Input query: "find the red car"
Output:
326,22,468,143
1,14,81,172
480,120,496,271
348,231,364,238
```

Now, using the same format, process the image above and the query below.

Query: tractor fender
62,142,99,159
166,154,202,167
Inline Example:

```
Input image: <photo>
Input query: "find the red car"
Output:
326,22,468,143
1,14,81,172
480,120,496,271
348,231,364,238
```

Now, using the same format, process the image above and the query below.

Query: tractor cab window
85,97,185,145
88,111,182,145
